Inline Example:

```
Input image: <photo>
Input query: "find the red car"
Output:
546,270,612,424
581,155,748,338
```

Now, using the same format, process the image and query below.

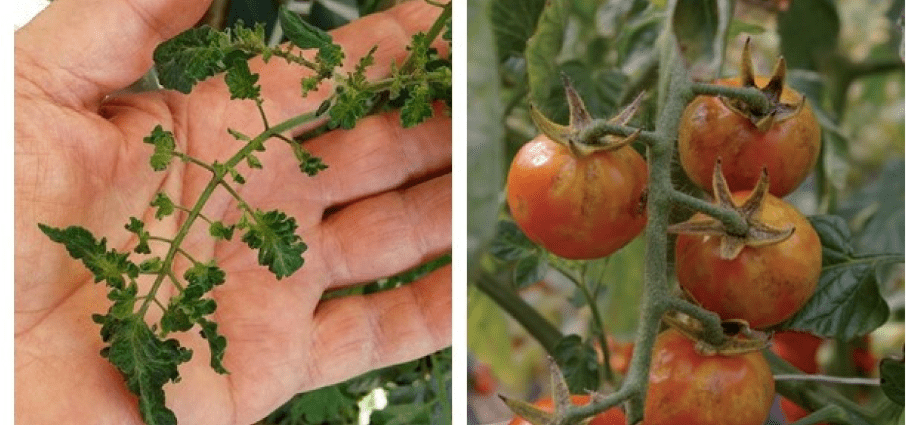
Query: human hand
15,0,451,423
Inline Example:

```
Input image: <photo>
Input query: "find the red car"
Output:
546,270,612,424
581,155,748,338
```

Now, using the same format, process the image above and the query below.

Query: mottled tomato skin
508,395,626,425
470,363,497,395
675,191,821,328
771,331,823,374
644,329,775,425
678,77,821,197
506,136,648,259
780,397,828,425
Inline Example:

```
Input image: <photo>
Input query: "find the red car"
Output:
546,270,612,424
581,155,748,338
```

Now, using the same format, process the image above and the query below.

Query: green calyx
530,73,643,157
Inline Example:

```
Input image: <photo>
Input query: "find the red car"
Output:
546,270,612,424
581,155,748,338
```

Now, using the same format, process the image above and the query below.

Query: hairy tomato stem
668,189,748,236
690,82,771,114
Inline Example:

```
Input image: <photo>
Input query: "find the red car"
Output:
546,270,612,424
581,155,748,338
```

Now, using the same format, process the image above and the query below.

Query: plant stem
765,350,877,422
472,271,564,353
774,374,881,386
580,122,665,147
557,265,615,382
690,82,770,114
619,58,697,425
668,189,748,236
666,298,726,346
398,1,451,75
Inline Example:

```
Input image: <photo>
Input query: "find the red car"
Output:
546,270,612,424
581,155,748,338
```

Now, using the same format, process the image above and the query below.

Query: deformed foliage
38,3,452,424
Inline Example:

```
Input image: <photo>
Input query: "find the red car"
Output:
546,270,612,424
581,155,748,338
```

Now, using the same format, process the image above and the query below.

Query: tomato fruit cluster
506,135,647,259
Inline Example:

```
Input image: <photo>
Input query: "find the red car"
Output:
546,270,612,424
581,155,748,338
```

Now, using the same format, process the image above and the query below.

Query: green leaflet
278,9,344,75
143,125,176,172
550,334,600,394
95,316,192,425
224,51,262,101
241,210,308,279
400,82,434,128
154,26,233,94
38,224,139,289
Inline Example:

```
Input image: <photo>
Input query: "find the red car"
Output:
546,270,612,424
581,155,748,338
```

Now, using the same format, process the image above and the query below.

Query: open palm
15,0,451,424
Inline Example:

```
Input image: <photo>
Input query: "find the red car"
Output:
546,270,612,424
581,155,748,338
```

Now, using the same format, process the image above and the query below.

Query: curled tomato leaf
94,315,192,425
151,192,176,220
550,335,599,394
154,26,232,94
143,125,177,172
241,210,307,279
38,224,139,289
880,356,905,405
224,51,261,101
198,318,229,375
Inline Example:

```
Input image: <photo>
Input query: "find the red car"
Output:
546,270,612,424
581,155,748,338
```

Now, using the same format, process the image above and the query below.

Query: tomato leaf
491,0,545,62
153,26,233,94
124,217,152,254
557,60,629,120
525,0,570,123
468,0,506,264
198,319,229,375
669,0,732,80
279,9,344,73
151,192,176,220
777,0,840,71
400,82,434,128
274,385,357,424
224,51,261,101
94,315,192,425
160,263,225,334
879,356,905,405
550,335,599,394
837,159,905,256
289,143,328,176
209,221,235,241
490,220,539,261
328,85,373,130
514,255,547,289
38,224,139,289
279,9,334,50
143,125,177,172
241,209,307,279
489,221,546,288
780,215,898,340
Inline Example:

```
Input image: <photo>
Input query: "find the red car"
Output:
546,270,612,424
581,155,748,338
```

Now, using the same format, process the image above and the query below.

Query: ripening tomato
644,329,775,425
678,77,821,197
771,331,823,374
506,135,647,259
780,397,828,425
508,394,626,425
594,336,634,375
470,363,497,395
675,191,821,328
